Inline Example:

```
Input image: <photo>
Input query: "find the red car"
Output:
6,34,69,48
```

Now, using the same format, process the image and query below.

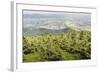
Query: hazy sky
23,10,91,28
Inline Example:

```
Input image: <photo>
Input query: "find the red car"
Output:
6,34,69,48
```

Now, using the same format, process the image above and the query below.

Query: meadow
23,31,91,62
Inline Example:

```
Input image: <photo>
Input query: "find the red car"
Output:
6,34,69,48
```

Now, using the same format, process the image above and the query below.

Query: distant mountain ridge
23,27,72,35
23,20,91,35
64,20,91,31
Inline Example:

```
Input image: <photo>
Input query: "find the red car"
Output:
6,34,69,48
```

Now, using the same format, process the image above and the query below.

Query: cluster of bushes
23,31,91,62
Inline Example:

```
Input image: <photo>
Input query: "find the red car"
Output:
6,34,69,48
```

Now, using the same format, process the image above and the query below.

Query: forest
23,31,91,62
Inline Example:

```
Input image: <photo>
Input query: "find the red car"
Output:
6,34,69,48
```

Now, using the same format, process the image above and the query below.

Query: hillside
23,20,91,35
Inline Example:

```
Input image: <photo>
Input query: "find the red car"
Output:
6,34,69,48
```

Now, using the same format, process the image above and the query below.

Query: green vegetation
23,31,91,62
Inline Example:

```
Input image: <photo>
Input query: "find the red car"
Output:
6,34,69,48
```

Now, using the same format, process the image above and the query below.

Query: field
23,31,91,62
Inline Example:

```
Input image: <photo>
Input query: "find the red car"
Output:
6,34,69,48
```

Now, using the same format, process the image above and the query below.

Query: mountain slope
23,27,72,35
23,20,91,35
64,20,91,31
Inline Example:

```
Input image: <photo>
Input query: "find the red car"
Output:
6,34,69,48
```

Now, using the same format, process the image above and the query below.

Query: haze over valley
23,11,91,35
